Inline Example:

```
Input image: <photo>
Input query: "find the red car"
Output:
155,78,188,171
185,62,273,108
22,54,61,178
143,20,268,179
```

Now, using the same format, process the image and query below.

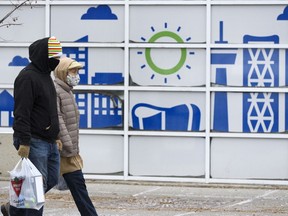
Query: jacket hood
29,37,51,73
54,57,75,82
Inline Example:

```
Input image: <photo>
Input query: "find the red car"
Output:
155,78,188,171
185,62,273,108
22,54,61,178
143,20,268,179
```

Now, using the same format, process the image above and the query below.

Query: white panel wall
129,136,205,176
211,138,288,179
80,135,124,174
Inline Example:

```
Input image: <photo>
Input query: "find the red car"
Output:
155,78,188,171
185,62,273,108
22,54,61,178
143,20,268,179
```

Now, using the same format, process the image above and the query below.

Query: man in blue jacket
1,36,62,216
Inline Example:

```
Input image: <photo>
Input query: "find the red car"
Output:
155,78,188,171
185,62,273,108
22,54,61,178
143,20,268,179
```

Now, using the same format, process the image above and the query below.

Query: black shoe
1,202,9,216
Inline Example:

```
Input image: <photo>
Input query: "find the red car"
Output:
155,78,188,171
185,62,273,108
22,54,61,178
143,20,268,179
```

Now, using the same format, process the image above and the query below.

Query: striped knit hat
48,36,62,58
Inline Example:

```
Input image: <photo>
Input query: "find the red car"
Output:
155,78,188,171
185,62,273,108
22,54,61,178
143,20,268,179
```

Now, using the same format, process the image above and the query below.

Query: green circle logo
145,31,187,75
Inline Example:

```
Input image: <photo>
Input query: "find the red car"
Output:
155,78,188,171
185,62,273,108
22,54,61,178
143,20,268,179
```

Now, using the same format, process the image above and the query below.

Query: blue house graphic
0,90,14,127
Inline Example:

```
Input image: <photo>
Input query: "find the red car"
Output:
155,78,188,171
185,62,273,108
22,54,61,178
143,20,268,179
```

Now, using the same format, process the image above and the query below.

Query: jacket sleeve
13,76,35,145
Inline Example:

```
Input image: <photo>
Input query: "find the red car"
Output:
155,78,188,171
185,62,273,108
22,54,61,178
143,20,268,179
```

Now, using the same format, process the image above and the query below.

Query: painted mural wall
0,1,288,182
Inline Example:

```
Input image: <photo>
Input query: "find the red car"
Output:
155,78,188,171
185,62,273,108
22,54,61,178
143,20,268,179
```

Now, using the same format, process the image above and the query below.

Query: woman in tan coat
54,57,98,216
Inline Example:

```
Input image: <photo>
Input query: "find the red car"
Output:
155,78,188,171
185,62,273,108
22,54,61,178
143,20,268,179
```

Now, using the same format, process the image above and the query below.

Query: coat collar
54,77,73,92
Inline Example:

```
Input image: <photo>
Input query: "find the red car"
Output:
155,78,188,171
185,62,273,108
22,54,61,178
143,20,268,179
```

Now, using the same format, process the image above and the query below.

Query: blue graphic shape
91,94,122,128
131,103,201,131
243,35,279,133
81,5,118,20
8,56,29,66
91,72,124,85
211,53,237,65
211,22,236,131
277,6,288,20
63,36,89,84
286,51,288,131
286,92,288,131
213,68,228,131
74,92,88,128
243,35,279,87
0,90,14,127
243,93,279,132
215,21,228,44
211,21,237,86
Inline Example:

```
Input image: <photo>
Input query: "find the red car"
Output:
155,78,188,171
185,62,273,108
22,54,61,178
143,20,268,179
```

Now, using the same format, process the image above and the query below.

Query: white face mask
66,74,80,86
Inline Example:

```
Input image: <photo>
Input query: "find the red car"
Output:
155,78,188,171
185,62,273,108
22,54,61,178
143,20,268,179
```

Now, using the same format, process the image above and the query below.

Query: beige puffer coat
54,58,80,157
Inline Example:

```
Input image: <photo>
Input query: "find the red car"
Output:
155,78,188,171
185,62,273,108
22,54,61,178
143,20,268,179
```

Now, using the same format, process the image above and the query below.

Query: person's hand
56,140,63,151
18,145,30,158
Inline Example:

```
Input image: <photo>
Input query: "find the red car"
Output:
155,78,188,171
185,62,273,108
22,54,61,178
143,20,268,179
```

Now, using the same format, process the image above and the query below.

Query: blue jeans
10,137,60,216
63,170,98,216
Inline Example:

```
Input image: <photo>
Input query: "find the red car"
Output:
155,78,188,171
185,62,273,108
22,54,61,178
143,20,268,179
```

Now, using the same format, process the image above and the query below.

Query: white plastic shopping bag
9,158,45,210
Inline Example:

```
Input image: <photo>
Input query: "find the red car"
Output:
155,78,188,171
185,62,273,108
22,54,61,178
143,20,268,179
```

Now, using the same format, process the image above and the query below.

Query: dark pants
63,170,98,216
10,137,60,216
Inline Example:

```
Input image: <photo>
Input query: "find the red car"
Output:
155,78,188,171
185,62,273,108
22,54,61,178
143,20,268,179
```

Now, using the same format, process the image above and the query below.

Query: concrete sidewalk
1,180,288,216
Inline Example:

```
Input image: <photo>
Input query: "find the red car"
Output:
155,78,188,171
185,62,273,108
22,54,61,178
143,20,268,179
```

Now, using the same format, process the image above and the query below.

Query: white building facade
0,0,288,185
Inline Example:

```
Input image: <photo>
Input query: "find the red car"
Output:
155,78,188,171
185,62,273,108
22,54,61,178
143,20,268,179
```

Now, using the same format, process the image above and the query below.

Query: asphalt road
1,180,288,216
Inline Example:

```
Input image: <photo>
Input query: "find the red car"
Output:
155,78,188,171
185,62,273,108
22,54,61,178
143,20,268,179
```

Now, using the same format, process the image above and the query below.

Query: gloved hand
18,145,30,158
56,139,63,151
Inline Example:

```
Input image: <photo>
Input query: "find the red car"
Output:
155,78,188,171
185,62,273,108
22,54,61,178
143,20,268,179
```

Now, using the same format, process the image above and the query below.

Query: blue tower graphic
211,21,237,131
243,35,279,132
0,90,14,127
277,5,288,131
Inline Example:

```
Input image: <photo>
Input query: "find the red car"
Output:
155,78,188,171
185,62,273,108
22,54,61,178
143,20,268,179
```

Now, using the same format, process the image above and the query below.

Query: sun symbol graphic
137,22,194,84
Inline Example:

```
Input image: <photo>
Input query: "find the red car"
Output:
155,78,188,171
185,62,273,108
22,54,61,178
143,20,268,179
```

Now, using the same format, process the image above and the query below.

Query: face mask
66,74,80,86
48,58,60,71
